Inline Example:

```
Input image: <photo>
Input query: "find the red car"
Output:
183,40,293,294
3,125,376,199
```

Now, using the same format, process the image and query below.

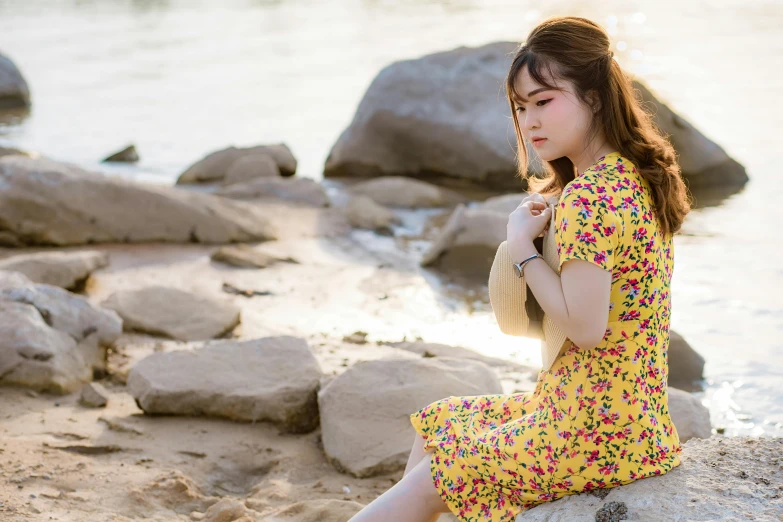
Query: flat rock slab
216,176,329,207
127,336,322,433
516,436,783,521
211,244,297,269
102,286,240,341
349,176,467,208
0,250,109,289
0,156,276,246
318,356,502,478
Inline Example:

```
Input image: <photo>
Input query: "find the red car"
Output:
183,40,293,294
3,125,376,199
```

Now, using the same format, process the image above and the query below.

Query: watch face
513,263,523,277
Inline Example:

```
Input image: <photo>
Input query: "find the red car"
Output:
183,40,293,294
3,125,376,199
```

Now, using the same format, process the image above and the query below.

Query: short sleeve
554,177,623,272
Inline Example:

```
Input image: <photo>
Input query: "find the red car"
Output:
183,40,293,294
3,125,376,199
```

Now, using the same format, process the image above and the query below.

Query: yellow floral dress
410,151,683,521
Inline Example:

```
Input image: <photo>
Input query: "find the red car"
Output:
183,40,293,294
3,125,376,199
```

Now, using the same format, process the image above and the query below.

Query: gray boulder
516,436,782,521
177,143,296,184
0,156,276,246
216,176,328,207
668,386,712,442
318,357,502,477
668,330,705,388
325,41,745,190
345,195,401,232
349,176,467,208
102,286,240,341
0,53,31,109
223,153,280,186
0,270,122,393
0,250,109,289
324,42,525,190
421,204,508,279
634,81,748,187
128,336,323,433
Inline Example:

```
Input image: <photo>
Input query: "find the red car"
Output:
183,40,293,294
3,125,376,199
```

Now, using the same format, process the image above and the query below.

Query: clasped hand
506,193,552,263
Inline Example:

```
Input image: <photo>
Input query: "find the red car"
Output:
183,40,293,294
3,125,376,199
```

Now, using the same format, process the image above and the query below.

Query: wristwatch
513,253,543,278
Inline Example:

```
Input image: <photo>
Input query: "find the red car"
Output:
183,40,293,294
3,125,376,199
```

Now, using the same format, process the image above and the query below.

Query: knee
408,454,451,514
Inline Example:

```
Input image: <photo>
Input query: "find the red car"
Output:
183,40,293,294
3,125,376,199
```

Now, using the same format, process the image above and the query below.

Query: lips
532,137,547,146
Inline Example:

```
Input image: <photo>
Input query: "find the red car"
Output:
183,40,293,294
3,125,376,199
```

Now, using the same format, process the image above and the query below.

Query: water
0,0,781,437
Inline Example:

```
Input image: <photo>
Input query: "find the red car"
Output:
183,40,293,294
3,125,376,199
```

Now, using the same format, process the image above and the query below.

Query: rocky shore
0,44,776,522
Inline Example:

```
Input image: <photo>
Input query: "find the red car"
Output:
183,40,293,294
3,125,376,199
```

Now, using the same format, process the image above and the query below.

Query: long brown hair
505,16,692,237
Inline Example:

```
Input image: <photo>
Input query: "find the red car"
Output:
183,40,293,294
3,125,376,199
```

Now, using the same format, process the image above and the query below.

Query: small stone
343,331,368,344
79,382,109,408
595,501,628,522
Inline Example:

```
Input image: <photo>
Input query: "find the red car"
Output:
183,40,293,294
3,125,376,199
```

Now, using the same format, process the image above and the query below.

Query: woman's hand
506,193,552,263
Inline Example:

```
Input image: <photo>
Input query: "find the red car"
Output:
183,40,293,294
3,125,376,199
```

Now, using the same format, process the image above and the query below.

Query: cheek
546,99,576,128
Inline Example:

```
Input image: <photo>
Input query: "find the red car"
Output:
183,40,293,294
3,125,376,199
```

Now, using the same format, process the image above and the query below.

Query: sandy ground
0,201,539,521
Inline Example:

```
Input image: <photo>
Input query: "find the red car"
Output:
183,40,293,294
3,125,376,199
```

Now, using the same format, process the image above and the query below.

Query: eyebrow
513,87,551,104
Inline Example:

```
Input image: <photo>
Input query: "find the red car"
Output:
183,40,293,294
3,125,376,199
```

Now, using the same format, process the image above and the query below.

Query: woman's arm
511,239,612,350
506,185,622,350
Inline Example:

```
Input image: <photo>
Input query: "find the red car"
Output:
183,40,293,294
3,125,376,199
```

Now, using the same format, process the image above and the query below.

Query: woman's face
512,65,593,163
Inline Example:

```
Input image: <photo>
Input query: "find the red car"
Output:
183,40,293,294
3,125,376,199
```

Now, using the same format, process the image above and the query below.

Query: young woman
349,16,692,522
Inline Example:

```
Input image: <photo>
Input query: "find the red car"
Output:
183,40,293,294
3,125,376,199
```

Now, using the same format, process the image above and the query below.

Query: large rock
0,53,31,109
0,270,122,393
515,436,782,521
667,330,705,389
324,42,526,190
127,336,323,433
223,153,279,186
318,357,503,478
216,176,329,207
349,176,467,208
668,387,712,442
102,286,241,341
346,195,401,232
420,204,508,279
0,156,276,246
386,340,533,372
634,81,748,188
325,41,745,190
177,144,296,184
0,250,109,289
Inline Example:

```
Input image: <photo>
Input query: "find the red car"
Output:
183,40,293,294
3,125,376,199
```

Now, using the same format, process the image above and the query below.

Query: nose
524,110,540,131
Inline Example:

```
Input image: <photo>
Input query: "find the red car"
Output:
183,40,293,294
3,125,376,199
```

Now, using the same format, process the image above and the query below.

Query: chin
534,149,559,162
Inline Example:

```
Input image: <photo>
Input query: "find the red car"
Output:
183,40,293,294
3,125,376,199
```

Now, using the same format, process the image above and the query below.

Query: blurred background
0,2,781,518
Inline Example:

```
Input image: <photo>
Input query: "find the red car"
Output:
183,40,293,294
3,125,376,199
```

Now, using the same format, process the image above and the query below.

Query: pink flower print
577,231,597,244
633,227,648,241
599,462,620,475
616,162,627,174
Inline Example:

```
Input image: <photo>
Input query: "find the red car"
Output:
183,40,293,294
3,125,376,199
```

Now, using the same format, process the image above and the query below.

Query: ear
588,90,601,114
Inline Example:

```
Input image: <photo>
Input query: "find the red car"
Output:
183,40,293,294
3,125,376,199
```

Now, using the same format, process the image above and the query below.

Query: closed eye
515,99,552,112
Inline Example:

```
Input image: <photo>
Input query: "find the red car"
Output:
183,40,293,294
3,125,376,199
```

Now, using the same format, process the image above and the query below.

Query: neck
571,141,617,175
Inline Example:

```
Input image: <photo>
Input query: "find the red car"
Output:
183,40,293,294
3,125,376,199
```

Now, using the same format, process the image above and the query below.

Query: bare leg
404,433,431,477
348,453,451,522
